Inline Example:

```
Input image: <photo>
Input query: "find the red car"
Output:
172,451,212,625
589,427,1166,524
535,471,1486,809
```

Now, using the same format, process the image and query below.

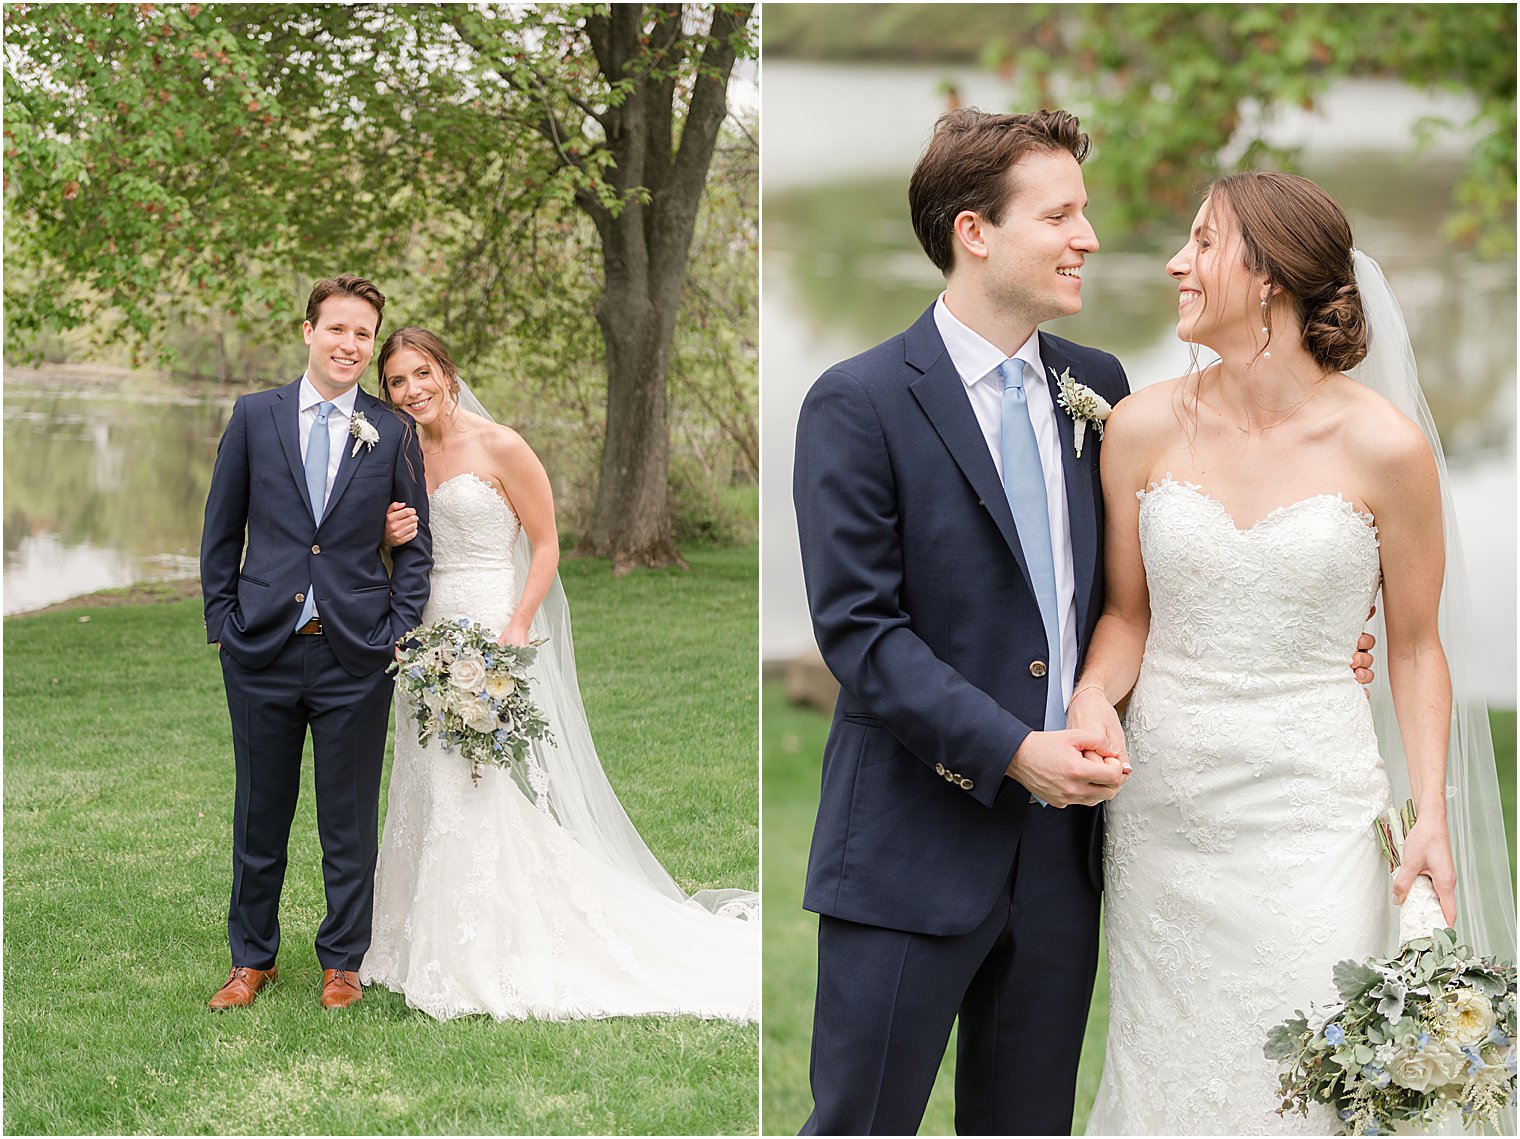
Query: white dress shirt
296,374,358,515
933,295,1078,713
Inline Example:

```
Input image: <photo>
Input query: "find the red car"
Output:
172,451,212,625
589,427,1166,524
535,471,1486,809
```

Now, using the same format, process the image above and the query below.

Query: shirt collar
932,294,1044,392
297,374,360,418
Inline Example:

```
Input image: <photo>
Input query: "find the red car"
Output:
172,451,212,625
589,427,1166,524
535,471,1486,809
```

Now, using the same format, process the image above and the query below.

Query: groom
792,109,1129,1134
200,274,432,1010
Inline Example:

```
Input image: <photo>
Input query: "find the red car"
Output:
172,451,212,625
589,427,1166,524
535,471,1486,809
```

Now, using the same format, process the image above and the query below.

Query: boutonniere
1052,367,1112,458
349,411,380,457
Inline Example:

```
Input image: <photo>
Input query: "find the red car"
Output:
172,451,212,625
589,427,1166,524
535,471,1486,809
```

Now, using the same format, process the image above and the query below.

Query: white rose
485,672,517,700
421,688,448,716
1387,1039,1467,1093
448,652,488,693
1436,988,1497,1048
461,697,497,734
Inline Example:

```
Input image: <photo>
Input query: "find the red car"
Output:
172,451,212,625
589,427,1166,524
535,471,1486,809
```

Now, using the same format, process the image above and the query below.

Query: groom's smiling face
303,295,380,398
962,150,1097,326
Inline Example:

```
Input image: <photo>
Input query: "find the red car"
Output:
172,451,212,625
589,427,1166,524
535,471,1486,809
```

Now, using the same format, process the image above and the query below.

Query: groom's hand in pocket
1006,729,1127,808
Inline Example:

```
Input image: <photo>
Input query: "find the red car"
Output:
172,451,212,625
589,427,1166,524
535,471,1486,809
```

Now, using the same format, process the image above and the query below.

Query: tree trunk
574,3,752,572
582,249,686,573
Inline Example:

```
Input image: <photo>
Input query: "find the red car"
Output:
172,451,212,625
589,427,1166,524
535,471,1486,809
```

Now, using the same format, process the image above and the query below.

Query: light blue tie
294,400,334,632
998,359,1064,735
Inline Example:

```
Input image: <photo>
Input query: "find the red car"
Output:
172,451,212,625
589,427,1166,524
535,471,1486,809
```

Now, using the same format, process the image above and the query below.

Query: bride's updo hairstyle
1207,171,1369,372
376,326,461,406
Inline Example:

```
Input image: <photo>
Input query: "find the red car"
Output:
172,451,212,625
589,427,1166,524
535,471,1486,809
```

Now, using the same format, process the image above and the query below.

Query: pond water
760,62,1516,704
4,373,231,614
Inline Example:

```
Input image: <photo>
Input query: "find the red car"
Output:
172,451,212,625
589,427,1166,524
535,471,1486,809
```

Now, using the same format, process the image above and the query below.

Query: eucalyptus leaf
1333,959,1383,1001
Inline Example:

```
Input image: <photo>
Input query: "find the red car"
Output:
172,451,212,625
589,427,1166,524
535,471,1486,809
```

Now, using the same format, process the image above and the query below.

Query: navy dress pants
220,633,394,971
802,802,1102,1136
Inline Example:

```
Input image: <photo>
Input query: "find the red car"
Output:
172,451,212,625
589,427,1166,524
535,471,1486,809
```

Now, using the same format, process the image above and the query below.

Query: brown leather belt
296,617,324,635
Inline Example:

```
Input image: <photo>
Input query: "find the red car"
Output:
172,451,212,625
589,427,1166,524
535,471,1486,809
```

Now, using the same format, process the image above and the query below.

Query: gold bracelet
1071,683,1108,704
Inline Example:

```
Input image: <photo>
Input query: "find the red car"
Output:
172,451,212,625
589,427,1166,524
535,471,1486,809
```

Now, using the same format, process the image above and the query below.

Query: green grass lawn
761,685,1517,1135
3,545,759,1136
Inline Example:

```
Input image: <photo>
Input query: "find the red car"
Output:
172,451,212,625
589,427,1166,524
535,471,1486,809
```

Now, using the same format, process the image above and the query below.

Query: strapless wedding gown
361,473,758,1022
1086,477,1396,1135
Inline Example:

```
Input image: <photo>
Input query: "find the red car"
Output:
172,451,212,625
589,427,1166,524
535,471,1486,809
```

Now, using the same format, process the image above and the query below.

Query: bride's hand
1067,685,1129,770
497,621,532,648
1393,816,1457,927
382,501,418,550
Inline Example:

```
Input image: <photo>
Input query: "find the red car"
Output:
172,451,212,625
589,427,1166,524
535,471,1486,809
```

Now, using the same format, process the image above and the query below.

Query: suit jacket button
295,592,305,603
959,777,974,791
934,763,946,776
1029,661,1048,678
311,544,321,554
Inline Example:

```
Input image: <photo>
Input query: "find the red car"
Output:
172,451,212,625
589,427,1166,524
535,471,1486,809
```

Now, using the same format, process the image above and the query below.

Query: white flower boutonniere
349,411,380,457
1052,367,1112,458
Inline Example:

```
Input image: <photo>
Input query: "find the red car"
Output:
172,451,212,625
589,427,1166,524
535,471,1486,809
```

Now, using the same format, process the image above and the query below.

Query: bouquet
389,617,555,784
1266,800,1516,1135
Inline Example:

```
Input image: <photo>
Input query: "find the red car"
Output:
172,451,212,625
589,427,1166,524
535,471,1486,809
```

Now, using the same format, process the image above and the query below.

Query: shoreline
5,577,203,618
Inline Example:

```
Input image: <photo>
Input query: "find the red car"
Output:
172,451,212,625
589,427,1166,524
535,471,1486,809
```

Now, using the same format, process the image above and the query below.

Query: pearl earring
1260,298,1269,335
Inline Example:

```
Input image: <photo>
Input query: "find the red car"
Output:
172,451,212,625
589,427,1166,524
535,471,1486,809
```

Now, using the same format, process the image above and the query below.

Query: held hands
1392,816,1458,928
1067,686,1129,769
382,501,419,550
1006,727,1128,808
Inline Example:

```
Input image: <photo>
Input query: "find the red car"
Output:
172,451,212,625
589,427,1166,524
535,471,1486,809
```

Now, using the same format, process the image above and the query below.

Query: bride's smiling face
383,347,454,425
1167,196,1262,351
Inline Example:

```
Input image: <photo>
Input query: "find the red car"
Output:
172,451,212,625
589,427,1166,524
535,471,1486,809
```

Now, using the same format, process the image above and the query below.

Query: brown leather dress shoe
209,965,277,1009
320,968,363,1009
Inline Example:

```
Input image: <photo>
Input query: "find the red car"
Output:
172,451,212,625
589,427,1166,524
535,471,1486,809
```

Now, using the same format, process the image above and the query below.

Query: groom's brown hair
305,274,387,334
909,108,1090,274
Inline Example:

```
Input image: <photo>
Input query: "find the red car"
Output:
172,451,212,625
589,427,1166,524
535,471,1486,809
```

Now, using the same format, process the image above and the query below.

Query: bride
1069,173,1514,1132
358,326,758,1022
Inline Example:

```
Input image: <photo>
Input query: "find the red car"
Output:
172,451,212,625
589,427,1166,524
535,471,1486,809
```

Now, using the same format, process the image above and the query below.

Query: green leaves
1334,958,1383,1002
980,3,1516,253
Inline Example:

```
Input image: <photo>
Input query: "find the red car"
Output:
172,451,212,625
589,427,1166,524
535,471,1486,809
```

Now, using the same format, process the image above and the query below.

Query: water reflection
766,155,1515,452
4,376,229,613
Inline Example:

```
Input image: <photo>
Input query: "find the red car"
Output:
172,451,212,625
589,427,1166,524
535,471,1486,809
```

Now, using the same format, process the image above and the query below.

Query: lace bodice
1088,476,1395,1134
1137,476,1381,684
424,472,521,631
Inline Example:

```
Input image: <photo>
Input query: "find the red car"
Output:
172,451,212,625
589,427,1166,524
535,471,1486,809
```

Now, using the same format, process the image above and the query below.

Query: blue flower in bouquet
1416,1030,1430,1049
1490,1026,1511,1047
1324,1024,1346,1046
456,617,471,627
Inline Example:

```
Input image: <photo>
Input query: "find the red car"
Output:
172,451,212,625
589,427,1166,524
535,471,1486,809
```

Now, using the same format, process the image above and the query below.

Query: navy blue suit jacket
201,379,433,677
793,305,1130,936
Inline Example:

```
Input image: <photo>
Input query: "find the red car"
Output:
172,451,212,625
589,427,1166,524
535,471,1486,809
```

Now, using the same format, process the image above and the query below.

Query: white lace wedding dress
1086,477,1397,1135
360,473,759,1022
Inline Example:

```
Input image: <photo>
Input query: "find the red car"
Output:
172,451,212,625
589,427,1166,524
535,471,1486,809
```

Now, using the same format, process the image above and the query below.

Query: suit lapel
905,310,1038,598
1039,333,1098,637
273,380,314,520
